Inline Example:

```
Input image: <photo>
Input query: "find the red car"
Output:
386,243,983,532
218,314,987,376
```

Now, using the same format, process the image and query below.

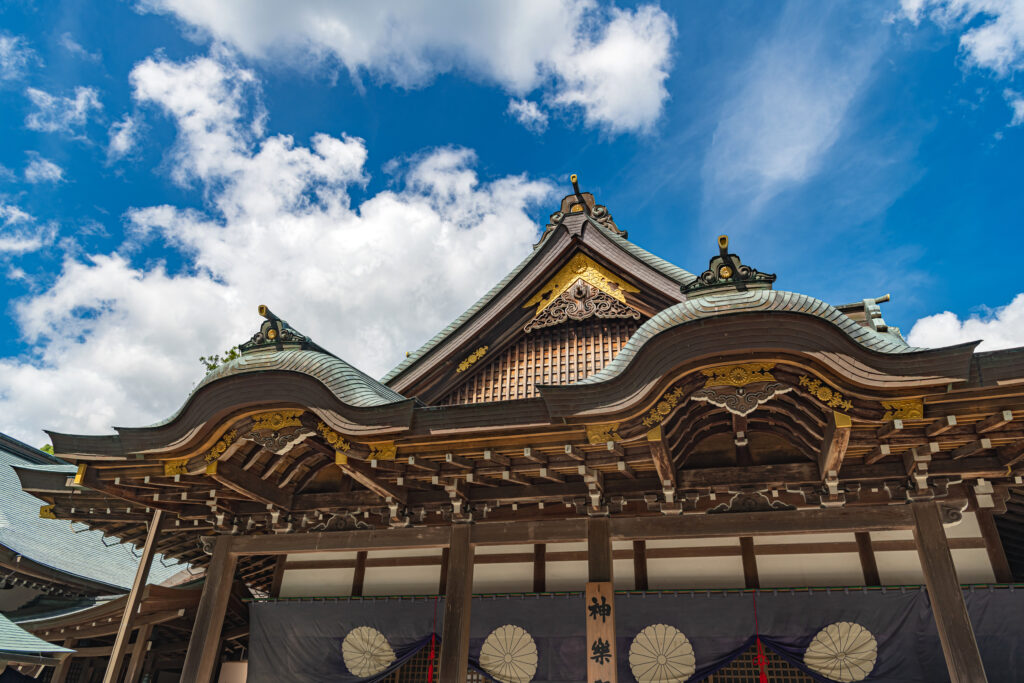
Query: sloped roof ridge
150,348,407,429
380,220,697,384
576,288,922,386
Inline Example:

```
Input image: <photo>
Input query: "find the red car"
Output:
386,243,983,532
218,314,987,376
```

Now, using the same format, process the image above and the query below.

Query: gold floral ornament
702,362,776,388
457,346,489,373
642,387,686,428
316,421,351,452
798,375,854,412
251,409,302,431
203,430,237,464
586,423,621,444
880,399,924,421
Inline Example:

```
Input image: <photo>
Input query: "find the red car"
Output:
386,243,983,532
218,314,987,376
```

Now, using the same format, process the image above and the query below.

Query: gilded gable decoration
524,280,641,332
524,253,639,317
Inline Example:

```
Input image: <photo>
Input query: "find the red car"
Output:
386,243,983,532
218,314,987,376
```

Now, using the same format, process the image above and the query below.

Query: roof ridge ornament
239,304,320,354
536,174,626,247
683,234,776,296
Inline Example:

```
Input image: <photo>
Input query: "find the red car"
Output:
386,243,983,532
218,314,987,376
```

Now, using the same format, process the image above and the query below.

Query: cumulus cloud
138,0,675,133
0,53,553,442
107,114,139,160
701,5,888,220
0,32,35,82
24,86,102,134
908,293,1024,350
901,0,1024,75
24,153,64,183
0,203,54,254
506,98,548,133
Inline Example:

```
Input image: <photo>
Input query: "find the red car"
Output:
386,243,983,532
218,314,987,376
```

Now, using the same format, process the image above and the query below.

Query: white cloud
0,32,35,82
59,32,102,63
24,86,102,134
24,153,64,183
701,5,888,219
107,114,139,160
507,98,548,133
0,53,554,443
0,165,15,182
901,0,1024,75
908,293,1024,350
0,203,54,254
1005,88,1024,124
138,0,675,133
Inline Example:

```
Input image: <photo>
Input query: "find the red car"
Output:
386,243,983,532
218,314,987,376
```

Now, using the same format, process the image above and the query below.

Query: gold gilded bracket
40,504,57,519
72,463,87,486
368,442,397,461
881,399,924,421
164,458,189,477
586,424,621,444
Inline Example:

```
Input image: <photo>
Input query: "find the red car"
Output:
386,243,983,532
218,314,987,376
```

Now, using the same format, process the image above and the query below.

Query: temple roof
0,612,72,661
578,289,921,387
0,435,183,593
380,202,697,386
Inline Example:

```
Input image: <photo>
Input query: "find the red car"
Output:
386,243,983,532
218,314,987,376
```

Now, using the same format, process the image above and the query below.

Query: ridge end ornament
683,234,776,296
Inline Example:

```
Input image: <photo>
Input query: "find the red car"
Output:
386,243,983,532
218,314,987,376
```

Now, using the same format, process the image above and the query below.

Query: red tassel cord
753,591,768,683
427,594,439,682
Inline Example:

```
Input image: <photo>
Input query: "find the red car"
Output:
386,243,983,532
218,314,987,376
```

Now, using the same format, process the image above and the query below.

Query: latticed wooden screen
701,642,814,682
378,645,487,682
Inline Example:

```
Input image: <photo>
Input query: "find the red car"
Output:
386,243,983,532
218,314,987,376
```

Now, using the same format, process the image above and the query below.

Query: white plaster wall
545,541,587,591
217,661,247,683
755,532,857,545
280,567,354,597
951,549,995,584
647,555,746,589
757,553,863,588
474,562,533,592
874,550,922,585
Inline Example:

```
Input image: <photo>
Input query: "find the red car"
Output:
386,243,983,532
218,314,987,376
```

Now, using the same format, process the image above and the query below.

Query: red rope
753,590,768,683
427,593,439,682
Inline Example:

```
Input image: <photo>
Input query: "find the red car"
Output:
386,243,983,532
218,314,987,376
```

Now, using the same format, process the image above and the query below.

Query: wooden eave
385,216,687,401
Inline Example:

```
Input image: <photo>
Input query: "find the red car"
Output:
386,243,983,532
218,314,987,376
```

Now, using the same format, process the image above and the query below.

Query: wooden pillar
912,502,988,683
438,546,450,595
181,535,238,683
50,639,76,683
739,537,759,589
855,532,881,586
438,524,474,683
103,508,164,683
587,516,613,583
269,555,287,598
124,623,153,683
351,550,368,596
632,540,648,591
533,544,546,592
970,493,1013,583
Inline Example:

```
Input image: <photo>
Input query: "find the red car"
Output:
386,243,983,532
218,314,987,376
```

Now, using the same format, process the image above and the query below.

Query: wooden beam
181,535,238,683
269,556,286,598
533,544,546,592
951,439,991,460
740,537,759,589
50,639,76,683
438,547,449,595
208,459,292,509
351,550,368,596
632,541,648,591
855,532,880,586
912,502,988,683
338,461,408,504
102,508,164,683
976,410,1013,434
588,517,613,583
818,411,852,480
926,415,958,437
438,525,473,683
646,427,676,489
124,623,153,683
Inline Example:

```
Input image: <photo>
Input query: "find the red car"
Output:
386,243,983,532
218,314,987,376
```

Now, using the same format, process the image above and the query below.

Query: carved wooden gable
439,253,647,405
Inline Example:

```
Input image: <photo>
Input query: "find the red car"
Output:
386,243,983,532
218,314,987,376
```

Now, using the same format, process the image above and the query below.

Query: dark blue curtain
248,586,1024,682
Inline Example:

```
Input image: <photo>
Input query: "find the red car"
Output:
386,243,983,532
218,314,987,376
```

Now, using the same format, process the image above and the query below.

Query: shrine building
20,177,1024,682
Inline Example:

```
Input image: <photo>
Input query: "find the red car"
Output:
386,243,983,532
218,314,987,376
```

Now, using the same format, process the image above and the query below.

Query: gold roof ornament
525,253,639,316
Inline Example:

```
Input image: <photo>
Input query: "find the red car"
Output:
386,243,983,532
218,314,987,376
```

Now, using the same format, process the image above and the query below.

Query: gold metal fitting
570,174,577,183
718,235,729,249
258,304,268,317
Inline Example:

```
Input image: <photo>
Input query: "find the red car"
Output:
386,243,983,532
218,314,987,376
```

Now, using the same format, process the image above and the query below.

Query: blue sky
1,0,1023,443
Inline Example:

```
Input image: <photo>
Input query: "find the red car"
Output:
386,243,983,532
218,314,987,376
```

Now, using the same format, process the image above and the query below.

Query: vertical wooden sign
585,581,618,683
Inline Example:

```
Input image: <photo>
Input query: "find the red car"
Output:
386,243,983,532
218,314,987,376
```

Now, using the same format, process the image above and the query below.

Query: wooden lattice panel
703,642,814,682
440,319,641,404
379,644,487,682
